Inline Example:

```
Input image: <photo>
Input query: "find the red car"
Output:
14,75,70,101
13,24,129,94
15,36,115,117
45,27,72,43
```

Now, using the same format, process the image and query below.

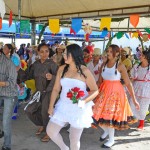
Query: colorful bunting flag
49,19,60,34
144,28,150,34
100,18,112,31
132,32,138,38
137,30,143,37
130,14,139,28
101,30,108,38
70,28,76,35
125,33,129,39
20,20,30,33
9,10,13,27
38,24,44,31
129,32,132,38
116,32,124,39
0,18,2,30
71,18,82,33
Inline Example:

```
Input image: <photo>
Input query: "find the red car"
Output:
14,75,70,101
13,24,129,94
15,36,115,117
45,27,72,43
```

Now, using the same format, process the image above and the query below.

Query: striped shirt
0,53,18,97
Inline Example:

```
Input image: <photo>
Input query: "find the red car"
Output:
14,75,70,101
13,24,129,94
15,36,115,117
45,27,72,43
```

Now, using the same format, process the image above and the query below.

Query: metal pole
18,0,21,21
31,20,36,45
127,18,130,32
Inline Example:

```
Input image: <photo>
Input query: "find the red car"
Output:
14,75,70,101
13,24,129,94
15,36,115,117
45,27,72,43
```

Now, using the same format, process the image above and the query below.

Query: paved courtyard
0,105,150,150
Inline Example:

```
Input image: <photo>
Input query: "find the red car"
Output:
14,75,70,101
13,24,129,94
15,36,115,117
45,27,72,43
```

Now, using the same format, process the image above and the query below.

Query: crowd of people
0,40,150,150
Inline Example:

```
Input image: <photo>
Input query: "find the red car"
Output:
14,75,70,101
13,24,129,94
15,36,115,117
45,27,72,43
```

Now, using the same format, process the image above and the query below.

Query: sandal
36,127,44,135
41,134,50,142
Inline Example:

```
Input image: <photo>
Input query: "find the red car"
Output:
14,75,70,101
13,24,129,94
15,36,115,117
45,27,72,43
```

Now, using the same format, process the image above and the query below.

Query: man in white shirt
87,48,102,82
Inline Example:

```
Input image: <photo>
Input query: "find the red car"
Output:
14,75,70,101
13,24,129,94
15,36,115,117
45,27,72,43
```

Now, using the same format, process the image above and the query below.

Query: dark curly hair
103,44,120,75
61,44,86,78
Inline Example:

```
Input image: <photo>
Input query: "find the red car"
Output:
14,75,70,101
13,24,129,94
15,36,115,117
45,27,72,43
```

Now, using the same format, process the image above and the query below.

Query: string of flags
0,0,150,42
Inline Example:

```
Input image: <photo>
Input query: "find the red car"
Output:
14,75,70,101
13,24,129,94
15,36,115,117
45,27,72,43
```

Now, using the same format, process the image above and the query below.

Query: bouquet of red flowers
67,87,85,104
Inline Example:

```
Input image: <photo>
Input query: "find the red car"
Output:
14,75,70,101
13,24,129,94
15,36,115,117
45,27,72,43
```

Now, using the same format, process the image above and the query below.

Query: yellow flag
132,32,138,38
49,19,60,34
100,18,112,31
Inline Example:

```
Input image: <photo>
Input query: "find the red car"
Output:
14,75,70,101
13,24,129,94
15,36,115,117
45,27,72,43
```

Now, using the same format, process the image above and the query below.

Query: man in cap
87,48,102,82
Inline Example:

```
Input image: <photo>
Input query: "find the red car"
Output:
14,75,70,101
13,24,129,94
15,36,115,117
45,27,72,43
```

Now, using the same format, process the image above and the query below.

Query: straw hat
123,47,130,55
0,42,4,46
58,44,66,49
93,48,101,55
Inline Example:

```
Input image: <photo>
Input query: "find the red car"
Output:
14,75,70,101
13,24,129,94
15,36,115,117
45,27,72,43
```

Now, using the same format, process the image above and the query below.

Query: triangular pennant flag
132,32,138,38
49,19,60,34
100,18,112,31
137,30,143,37
144,28,150,34
70,28,76,35
20,20,30,33
0,18,2,30
9,10,13,27
101,30,108,38
116,32,124,39
125,33,129,39
129,32,132,37
38,24,44,31
71,18,82,33
130,14,139,28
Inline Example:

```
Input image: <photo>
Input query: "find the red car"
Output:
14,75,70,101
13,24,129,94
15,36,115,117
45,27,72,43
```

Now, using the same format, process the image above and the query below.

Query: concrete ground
0,104,150,150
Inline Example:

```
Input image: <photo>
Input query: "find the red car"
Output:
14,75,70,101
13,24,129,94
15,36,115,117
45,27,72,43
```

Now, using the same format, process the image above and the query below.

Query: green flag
20,20,30,33
39,24,44,31
116,32,124,39
144,28,150,34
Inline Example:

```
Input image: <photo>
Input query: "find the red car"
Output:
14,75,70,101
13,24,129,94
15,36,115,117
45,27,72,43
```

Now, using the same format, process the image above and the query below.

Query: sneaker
2,146,11,150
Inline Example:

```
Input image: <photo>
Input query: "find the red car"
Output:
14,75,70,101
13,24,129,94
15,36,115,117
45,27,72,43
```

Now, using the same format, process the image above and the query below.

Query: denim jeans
0,96,16,148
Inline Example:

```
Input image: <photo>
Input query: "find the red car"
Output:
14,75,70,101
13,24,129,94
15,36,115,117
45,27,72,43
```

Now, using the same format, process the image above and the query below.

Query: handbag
24,91,43,126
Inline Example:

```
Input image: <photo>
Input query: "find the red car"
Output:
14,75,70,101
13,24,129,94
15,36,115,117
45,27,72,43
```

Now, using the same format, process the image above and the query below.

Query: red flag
9,11,13,27
129,32,132,37
148,34,150,39
70,28,76,35
137,30,143,37
0,18,2,30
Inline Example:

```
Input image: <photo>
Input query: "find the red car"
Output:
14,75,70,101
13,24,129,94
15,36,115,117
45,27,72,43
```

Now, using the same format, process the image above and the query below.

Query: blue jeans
0,96,16,148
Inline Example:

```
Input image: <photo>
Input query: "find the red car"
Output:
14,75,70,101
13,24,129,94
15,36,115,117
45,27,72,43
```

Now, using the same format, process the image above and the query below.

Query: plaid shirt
0,53,18,97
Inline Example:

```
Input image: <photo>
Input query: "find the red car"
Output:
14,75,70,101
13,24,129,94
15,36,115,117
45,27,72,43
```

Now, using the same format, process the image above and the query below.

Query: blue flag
125,33,129,39
71,18,82,33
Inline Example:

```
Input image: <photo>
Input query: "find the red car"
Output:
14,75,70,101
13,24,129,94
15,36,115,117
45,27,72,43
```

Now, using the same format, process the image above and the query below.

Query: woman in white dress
46,44,98,150
130,49,150,129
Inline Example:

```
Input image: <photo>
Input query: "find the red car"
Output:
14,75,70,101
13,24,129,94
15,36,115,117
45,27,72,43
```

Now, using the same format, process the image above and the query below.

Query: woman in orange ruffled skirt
93,44,140,148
